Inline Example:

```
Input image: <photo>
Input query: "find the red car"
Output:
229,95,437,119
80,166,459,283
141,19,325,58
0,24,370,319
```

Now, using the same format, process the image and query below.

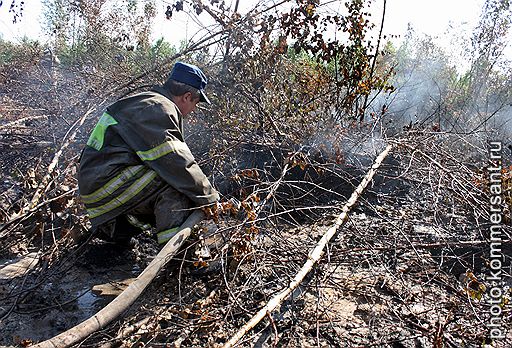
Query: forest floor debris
0,54,511,348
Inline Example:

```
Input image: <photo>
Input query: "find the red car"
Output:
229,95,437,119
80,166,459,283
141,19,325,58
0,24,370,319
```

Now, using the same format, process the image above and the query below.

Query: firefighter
78,62,220,245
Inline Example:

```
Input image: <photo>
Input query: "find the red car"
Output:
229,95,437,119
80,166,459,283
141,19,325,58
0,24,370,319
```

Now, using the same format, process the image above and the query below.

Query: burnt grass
0,63,511,348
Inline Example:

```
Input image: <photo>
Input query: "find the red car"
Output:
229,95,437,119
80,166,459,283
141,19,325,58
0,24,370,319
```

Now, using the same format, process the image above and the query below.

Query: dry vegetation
0,0,511,347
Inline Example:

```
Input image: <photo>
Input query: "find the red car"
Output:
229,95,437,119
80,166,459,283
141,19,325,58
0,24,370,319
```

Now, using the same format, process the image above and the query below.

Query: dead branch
0,252,40,281
21,102,105,215
30,209,205,348
98,316,152,348
395,140,487,217
222,144,394,348
238,85,285,137
0,188,77,237
0,115,49,129
1,101,106,236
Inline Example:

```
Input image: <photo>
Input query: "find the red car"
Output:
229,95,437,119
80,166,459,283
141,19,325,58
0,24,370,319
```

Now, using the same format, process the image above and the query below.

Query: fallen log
0,252,40,281
222,144,394,348
31,209,205,348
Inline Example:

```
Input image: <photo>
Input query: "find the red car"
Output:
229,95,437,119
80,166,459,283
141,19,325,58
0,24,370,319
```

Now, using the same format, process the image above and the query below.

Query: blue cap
169,62,210,104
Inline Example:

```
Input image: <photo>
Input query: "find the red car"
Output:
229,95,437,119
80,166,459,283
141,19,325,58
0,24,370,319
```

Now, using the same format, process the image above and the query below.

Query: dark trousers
95,185,193,244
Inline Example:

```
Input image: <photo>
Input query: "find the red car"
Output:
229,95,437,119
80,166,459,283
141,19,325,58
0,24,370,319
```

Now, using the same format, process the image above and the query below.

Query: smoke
369,33,512,144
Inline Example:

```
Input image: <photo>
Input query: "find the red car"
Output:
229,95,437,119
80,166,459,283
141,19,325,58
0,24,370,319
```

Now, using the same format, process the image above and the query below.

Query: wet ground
0,240,148,347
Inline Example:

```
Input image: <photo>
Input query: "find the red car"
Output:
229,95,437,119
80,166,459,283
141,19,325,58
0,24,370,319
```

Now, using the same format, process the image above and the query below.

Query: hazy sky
0,0,502,67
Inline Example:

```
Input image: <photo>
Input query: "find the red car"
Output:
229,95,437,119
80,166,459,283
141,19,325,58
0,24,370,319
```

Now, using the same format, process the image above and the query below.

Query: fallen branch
1,102,105,237
0,115,49,129
0,188,77,237
21,102,106,215
0,252,40,281
222,144,394,348
31,209,205,348
98,316,152,348
395,141,487,218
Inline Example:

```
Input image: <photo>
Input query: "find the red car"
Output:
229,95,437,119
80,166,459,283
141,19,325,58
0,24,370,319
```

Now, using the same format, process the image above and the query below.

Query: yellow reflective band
136,140,189,161
81,165,145,204
156,227,179,244
87,112,118,151
126,214,152,231
87,170,158,219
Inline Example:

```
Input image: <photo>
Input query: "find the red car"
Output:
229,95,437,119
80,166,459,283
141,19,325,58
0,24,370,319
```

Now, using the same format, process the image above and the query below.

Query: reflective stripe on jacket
78,86,219,227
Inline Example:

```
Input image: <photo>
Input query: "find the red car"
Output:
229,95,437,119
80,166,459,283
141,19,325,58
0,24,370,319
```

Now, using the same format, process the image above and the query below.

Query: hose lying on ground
223,144,394,348
32,209,205,348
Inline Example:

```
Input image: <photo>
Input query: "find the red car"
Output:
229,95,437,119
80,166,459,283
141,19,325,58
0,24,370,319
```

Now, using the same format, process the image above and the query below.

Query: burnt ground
1,62,512,348
3,196,510,348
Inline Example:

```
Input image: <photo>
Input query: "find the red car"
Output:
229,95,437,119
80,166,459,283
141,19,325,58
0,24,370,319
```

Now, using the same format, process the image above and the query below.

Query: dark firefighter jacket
78,86,219,228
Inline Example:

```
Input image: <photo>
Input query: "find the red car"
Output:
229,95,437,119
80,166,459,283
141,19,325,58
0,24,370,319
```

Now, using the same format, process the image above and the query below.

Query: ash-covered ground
1,60,511,348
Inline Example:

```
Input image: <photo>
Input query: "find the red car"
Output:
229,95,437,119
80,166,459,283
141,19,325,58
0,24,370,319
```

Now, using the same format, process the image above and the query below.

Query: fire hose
31,209,205,348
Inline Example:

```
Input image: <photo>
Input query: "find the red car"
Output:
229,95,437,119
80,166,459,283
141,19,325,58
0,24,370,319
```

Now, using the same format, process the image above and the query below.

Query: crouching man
78,62,219,245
